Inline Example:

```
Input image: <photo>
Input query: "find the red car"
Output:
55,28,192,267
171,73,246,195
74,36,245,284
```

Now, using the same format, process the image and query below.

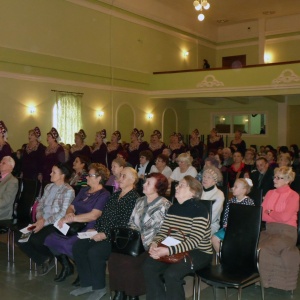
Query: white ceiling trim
148,84,300,97
0,71,148,95
266,34,300,44
216,40,259,50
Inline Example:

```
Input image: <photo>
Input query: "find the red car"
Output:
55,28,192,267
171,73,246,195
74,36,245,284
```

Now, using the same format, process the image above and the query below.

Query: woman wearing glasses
259,166,299,291
44,163,111,283
143,176,212,300
70,167,140,300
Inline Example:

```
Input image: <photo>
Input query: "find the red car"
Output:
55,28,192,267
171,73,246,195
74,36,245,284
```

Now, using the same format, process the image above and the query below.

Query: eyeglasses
273,176,285,180
86,174,97,177
177,183,189,189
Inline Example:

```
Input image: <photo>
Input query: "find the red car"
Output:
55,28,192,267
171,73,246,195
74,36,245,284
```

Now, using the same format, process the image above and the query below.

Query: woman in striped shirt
143,175,213,300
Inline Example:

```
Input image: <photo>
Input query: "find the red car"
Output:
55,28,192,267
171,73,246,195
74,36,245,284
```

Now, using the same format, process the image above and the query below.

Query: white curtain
53,92,82,144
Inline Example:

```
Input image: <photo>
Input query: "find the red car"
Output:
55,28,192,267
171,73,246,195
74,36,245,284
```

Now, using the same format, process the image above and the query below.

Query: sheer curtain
53,92,82,144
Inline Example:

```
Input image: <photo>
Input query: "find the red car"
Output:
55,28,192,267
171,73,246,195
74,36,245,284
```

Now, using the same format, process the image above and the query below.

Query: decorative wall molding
266,34,300,45
0,71,147,95
115,102,136,130
197,75,224,88
272,69,300,85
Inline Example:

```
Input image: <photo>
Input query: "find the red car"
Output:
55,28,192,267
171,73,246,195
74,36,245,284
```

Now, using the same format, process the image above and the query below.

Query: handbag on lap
111,227,145,257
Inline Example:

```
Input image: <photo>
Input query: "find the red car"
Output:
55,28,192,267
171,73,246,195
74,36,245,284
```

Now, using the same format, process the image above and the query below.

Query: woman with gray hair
143,175,212,300
0,156,18,220
169,152,197,183
201,167,225,235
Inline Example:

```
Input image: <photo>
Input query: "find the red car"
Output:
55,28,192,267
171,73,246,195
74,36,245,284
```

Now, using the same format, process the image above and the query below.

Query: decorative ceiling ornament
193,0,210,22
197,75,224,88
272,69,300,85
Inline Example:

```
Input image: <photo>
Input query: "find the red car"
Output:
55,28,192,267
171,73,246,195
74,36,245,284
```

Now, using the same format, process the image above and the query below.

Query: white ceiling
100,0,300,39
101,0,300,24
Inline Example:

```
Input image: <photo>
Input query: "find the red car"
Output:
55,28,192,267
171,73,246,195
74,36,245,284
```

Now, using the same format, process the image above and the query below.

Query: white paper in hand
54,220,70,236
20,224,33,234
77,231,98,239
161,236,181,246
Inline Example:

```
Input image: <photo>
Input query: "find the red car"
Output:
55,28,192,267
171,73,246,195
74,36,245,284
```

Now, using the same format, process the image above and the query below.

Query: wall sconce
264,52,272,63
97,111,104,118
245,118,249,122
147,113,153,120
182,51,189,58
28,106,36,114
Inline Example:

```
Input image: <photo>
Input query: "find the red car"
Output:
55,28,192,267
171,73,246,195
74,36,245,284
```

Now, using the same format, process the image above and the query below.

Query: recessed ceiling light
262,11,275,15
217,19,229,23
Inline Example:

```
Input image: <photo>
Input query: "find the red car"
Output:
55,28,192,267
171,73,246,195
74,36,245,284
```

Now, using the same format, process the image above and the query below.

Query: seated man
250,156,274,197
0,156,18,220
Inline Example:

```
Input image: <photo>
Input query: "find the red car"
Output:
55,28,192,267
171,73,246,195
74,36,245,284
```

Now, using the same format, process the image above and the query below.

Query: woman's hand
33,218,45,233
63,213,76,223
90,232,106,242
149,246,169,259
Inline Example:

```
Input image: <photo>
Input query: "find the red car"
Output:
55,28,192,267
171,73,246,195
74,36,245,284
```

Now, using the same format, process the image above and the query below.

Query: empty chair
196,204,263,300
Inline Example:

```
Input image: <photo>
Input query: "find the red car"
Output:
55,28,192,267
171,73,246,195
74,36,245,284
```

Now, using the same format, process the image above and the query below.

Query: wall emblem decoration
272,69,300,85
197,75,224,88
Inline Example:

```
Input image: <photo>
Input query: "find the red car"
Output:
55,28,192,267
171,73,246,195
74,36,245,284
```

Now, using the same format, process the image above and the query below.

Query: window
53,92,82,144
213,113,266,135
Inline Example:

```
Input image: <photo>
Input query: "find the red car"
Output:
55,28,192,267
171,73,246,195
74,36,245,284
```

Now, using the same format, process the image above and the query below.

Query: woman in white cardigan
201,167,225,235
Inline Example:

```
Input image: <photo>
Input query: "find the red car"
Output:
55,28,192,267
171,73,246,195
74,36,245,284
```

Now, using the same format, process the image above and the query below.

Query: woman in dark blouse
125,128,148,168
107,130,123,171
168,133,186,160
0,120,12,161
69,129,91,165
230,130,246,156
91,129,107,166
207,128,224,154
21,127,46,180
71,167,140,299
147,130,166,160
41,128,65,185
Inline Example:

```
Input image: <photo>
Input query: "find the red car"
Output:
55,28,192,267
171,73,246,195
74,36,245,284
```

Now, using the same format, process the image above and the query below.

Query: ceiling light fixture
193,0,210,22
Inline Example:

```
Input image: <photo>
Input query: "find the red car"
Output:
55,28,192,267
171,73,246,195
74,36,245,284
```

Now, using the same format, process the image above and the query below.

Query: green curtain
53,92,82,144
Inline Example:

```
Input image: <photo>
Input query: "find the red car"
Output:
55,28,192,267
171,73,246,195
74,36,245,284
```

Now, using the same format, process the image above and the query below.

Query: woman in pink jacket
259,166,299,291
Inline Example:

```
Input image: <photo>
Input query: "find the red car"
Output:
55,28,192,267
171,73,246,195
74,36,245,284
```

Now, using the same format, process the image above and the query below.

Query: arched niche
116,103,135,141
162,107,178,143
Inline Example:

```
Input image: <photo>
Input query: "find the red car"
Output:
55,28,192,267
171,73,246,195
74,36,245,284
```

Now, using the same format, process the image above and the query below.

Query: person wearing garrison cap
91,129,108,167
124,128,149,169
168,132,186,162
147,130,166,160
20,127,46,180
41,128,65,185
107,130,123,171
188,128,205,171
201,167,225,235
69,129,91,165
0,120,13,161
